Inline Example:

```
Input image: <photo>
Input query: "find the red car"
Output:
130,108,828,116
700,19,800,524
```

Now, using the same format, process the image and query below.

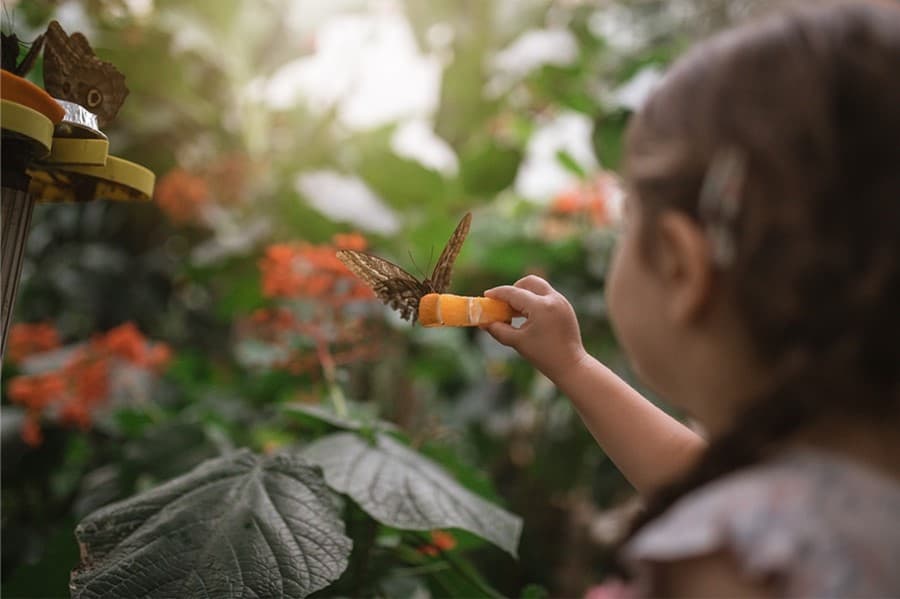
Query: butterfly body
42,21,128,128
337,212,472,322
1,31,44,76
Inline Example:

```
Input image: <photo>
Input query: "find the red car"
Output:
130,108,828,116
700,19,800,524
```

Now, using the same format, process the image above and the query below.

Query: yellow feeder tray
1,98,54,158
28,155,155,203
42,137,110,166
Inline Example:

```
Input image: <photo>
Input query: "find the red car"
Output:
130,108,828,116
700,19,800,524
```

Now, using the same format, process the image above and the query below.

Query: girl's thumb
483,321,520,349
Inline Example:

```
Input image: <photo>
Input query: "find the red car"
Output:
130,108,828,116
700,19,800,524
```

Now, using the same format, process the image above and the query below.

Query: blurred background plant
2,0,770,596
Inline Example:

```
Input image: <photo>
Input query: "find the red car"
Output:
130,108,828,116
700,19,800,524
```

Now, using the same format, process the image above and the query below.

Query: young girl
484,1,900,596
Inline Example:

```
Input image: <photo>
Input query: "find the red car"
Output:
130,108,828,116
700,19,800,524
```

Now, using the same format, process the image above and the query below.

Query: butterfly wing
336,250,429,321
1,33,18,72
428,212,471,293
43,21,129,128
1,32,44,76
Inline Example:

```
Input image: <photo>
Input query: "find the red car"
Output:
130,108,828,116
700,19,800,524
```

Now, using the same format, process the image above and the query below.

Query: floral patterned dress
620,447,900,597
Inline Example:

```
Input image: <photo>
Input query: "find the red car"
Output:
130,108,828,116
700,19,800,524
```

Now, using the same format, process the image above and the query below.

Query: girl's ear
653,211,716,324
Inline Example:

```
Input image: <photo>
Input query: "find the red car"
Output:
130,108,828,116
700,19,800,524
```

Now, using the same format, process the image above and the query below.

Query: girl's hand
483,275,588,382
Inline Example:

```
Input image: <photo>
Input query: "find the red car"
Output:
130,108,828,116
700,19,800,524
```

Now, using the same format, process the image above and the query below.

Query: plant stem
316,339,348,418
391,562,451,577
351,512,379,595
413,532,507,599
442,550,507,599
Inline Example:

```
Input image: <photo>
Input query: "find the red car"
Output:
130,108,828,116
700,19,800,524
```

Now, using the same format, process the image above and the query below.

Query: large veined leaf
282,402,398,433
302,432,522,557
70,450,352,599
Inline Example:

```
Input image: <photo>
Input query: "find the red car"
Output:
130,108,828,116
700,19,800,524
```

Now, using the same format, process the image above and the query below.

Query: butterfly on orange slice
336,213,513,326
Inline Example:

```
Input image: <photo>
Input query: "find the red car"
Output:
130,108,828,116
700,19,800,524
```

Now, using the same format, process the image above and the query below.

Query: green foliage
70,450,351,598
65,404,522,598
1,519,80,599
593,108,631,170
303,432,522,557
460,139,523,197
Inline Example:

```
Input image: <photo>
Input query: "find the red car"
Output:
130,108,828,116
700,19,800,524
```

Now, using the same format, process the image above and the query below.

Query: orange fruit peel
418,293,514,327
1,69,65,124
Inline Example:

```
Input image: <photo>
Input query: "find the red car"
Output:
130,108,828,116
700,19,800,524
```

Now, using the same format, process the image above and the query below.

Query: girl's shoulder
622,447,900,597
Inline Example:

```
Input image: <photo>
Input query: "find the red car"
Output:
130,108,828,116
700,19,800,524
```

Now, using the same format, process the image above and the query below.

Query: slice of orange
418,293,514,327
1,69,65,124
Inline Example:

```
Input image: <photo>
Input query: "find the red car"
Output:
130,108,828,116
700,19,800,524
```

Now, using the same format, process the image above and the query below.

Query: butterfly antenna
1,1,21,33
407,250,427,280
2,3,12,34
425,246,435,276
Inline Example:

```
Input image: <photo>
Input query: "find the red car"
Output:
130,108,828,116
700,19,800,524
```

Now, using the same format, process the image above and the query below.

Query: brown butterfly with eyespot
336,212,472,322
42,20,128,128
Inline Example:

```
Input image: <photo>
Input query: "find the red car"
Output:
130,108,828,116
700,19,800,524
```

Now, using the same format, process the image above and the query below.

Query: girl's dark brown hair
619,0,900,553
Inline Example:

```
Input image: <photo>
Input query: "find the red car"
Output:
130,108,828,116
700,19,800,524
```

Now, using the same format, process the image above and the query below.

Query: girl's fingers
484,285,539,315
514,274,554,295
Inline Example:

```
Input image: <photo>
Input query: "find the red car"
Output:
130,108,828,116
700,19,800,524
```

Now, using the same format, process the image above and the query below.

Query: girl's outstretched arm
484,275,706,495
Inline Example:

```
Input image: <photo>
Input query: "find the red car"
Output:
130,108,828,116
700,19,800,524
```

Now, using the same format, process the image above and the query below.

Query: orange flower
333,232,367,251
7,322,60,363
245,307,299,340
101,322,146,363
8,372,67,411
430,530,456,551
9,322,172,447
146,343,172,371
351,283,376,300
549,172,619,227
259,242,366,299
417,530,457,556
240,308,382,375
551,189,582,214
69,356,110,407
97,322,172,371
60,400,92,429
206,152,252,205
260,243,303,298
155,168,210,224
249,237,382,376
305,274,332,296
21,414,43,447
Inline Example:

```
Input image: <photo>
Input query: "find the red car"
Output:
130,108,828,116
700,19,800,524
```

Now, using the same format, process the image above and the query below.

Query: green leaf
211,260,265,319
358,151,449,210
283,401,398,434
520,583,551,598
593,109,629,170
302,432,522,558
555,149,588,178
70,449,352,599
460,139,522,196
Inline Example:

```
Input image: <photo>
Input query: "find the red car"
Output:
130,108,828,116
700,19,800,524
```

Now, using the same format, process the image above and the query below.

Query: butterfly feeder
1,21,154,360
